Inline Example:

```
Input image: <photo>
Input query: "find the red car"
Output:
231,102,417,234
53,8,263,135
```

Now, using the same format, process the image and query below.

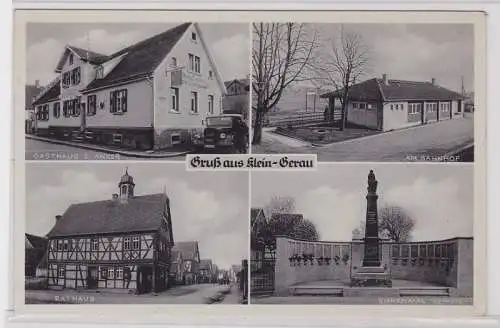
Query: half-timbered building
45,170,174,294
172,241,200,285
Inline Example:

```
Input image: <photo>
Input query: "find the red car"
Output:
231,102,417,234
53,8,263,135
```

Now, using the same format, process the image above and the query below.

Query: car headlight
220,133,226,139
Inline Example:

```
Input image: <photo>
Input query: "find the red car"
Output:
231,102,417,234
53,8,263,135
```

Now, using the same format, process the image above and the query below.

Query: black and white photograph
250,164,473,304
25,22,250,160
24,163,249,304
252,23,474,162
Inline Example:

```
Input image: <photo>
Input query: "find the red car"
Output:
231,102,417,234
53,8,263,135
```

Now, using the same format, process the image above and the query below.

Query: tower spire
118,168,135,200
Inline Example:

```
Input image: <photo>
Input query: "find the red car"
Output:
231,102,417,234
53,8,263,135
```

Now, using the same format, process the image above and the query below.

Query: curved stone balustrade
274,236,473,297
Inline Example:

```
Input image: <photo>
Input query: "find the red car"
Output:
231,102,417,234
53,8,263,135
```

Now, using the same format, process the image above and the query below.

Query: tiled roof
25,233,48,249
83,23,191,91
250,208,265,227
46,193,168,237
173,241,199,261
68,45,107,64
199,259,212,270
25,84,44,109
32,80,60,106
321,77,464,102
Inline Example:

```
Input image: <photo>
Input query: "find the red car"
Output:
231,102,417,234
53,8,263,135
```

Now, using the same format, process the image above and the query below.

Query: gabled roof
225,78,249,89
55,46,107,73
25,233,48,249
25,84,44,110
199,259,213,270
68,46,107,63
32,78,61,106
173,241,199,261
251,208,265,228
46,193,168,238
82,23,192,92
321,77,464,102
231,264,242,273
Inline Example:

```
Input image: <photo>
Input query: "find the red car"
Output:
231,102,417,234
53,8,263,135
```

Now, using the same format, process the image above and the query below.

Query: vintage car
192,114,249,153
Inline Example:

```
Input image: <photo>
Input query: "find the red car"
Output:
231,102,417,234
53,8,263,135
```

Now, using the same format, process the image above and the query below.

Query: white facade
152,24,224,147
33,23,226,149
84,80,155,128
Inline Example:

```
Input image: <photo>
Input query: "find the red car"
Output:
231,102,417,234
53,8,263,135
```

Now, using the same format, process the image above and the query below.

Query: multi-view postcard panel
25,163,250,304
251,23,474,163
19,14,482,311
25,22,251,161
250,164,474,304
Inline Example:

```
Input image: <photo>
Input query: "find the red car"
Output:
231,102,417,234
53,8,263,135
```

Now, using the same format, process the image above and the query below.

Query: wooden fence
265,109,342,128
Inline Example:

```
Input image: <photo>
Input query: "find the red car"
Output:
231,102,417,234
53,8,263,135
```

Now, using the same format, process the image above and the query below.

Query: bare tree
252,23,319,144
379,206,415,242
317,26,371,131
263,195,296,218
351,205,414,242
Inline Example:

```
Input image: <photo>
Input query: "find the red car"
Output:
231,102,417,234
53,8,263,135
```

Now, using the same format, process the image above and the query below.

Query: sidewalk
25,284,230,304
220,285,244,304
26,135,192,159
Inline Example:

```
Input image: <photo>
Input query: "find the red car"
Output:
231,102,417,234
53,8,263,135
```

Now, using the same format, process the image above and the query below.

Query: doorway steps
289,285,450,297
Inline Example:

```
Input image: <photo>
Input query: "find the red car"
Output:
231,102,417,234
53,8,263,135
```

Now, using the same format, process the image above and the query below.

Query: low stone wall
274,237,473,297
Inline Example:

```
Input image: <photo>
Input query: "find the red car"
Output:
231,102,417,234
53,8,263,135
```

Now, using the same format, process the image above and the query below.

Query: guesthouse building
45,170,174,294
321,74,466,131
32,23,226,150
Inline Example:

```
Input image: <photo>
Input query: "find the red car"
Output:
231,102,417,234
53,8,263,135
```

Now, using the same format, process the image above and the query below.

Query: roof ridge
107,22,191,60
68,193,165,207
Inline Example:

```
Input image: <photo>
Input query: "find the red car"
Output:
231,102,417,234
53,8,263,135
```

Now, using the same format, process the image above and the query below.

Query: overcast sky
26,163,249,270
252,164,473,242
26,23,249,86
286,23,473,93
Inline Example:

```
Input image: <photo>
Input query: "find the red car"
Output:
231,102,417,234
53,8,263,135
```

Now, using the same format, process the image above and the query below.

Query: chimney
382,74,388,85
431,78,436,85
55,215,62,221
35,80,40,88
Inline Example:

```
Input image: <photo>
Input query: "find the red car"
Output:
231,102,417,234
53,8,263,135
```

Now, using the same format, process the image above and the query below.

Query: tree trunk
252,109,264,145
340,90,349,131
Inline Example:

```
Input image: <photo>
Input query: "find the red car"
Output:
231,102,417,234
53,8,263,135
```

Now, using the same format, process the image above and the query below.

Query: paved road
26,283,230,304
25,138,185,161
253,117,474,162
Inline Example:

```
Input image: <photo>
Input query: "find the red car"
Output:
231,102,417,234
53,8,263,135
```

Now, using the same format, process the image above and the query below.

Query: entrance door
87,266,98,289
137,266,153,294
79,96,86,132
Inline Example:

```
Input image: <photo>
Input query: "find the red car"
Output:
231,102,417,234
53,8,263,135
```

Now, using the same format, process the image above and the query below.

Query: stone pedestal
350,266,392,287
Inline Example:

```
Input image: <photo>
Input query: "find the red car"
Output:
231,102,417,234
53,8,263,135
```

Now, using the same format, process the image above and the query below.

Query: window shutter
110,92,114,113
123,90,128,113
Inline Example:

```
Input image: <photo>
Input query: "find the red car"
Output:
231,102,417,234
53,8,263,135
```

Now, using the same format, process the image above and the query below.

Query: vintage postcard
11,9,486,324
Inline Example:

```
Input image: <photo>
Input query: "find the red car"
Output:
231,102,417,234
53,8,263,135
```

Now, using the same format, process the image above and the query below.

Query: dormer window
191,32,197,41
69,53,74,65
96,66,104,79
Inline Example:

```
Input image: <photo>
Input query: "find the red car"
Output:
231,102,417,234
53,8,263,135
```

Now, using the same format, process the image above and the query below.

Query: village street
25,138,186,161
25,283,236,304
253,116,474,162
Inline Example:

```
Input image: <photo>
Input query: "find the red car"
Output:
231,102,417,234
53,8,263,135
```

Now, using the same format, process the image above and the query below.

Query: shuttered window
110,89,128,114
